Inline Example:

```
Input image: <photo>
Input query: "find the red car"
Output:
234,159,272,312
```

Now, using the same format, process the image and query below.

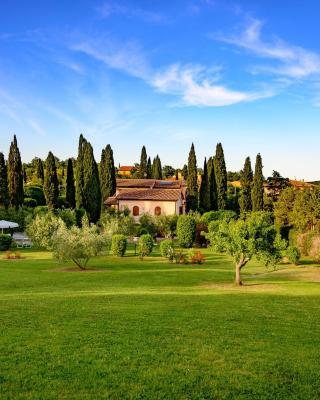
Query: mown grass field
1,246,320,399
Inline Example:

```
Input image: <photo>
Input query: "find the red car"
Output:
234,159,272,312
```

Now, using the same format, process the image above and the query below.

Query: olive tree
206,212,285,285
27,213,65,249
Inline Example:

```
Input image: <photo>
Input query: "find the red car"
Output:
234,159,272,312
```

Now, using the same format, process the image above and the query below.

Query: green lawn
1,247,320,399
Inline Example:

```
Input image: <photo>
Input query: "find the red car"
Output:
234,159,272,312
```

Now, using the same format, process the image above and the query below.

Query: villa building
105,179,186,219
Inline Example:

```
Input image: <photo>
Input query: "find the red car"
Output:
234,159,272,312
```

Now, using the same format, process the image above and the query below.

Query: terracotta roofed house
117,165,135,177
105,179,186,219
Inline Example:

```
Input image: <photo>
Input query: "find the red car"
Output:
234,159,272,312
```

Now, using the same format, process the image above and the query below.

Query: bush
195,222,208,247
24,185,46,206
56,209,76,228
160,239,174,258
201,210,237,225
309,236,320,263
26,213,65,249
138,234,154,258
111,234,127,257
23,197,37,208
188,249,205,264
177,215,196,248
286,245,301,265
154,215,178,238
0,234,12,251
100,210,136,237
138,214,157,236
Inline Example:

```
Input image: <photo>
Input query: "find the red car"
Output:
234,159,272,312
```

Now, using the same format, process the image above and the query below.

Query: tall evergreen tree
239,156,253,213
35,158,44,184
147,157,152,179
44,151,59,209
207,156,217,210
138,145,148,178
252,153,264,211
0,152,9,208
186,143,198,211
199,158,210,212
82,141,101,222
66,158,76,208
100,144,116,207
8,135,24,208
76,134,85,209
152,155,162,179
182,164,188,181
214,143,227,210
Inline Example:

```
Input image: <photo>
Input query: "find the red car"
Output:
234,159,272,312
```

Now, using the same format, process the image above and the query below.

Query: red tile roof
116,179,184,189
118,166,135,172
105,188,182,203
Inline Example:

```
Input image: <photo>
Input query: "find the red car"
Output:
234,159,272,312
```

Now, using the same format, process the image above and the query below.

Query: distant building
105,179,186,219
117,166,135,177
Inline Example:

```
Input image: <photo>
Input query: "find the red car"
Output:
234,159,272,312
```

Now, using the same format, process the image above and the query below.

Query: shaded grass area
1,247,320,399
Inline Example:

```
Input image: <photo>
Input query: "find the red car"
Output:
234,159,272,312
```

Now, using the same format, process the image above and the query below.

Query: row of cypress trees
138,146,163,179
186,142,264,213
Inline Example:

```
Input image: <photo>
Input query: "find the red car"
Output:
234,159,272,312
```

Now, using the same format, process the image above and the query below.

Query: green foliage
186,143,198,211
56,209,77,228
214,143,227,210
182,164,188,180
8,135,24,208
111,234,127,257
100,145,116,206
27,212,65,249
177,215,196,248
201,210,237,225
239,156,253,213
154,215,178,238
252,153,264,211
100,209,136,237
0,207,32,231
138,146,148,178
24,185,46,206
160,239,174,258
147,157,152,179
162,165,175,178
44,151,59,209
152,155,162,179
76,134,85,209
66,158,75,208
23,197,37,208
0,152,9,208
199,158,210,212
286,245,301,265
138,234,154,258
0,234,12,251
138,213,157,236
52,223,109,269
207,157,217,210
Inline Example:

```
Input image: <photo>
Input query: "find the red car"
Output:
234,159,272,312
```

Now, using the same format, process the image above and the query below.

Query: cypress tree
0,152,9,208
8,135,24,208
76,134,85,209
252,153,264,211
35,158,44,184
66,158,76,208
182,164,188,181
186,143,198,211
239,156,253,213
138,145,148,178
82,141,101,222
44,151,59,209
152,155,162,179
147,157,152,179
214,143,227,210
207,156,217,210
100,144,116,207
199,158,210,212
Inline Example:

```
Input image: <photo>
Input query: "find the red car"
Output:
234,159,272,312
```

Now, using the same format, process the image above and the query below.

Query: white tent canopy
0,220,19,233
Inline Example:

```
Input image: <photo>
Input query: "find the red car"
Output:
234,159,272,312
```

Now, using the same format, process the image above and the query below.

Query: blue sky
1,0,320,180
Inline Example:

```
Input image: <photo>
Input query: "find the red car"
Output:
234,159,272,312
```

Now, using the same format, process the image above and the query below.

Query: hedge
111,234,127,257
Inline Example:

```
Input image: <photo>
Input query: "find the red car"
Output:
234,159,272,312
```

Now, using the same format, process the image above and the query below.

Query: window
154,206,161,216
179,206,183,215
133,206,140,216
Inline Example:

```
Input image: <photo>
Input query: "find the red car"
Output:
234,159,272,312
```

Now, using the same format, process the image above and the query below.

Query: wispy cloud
27,119,46,136
97,2,167,23
215,18,320,79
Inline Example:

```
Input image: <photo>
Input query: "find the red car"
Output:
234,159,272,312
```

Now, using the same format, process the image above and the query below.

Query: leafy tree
138,145,148,178
52,223,109,269
27,212,65,249
100,209,136,237
206,212,285,285
82,140,101,222
100,144,116,207
214,143,227,210
147,157,152,178
66,158,76,208
252,153,264,211
8,135,24,208
0,152,9,208
163,165,175,178
152,155,162,179
199,158,210,212
227,171,241,181
177,214,196,248
44,151,59,209
273,187,297,230
207,157,217,210
239,156,253,213
186,143,198,211
265,170,290,201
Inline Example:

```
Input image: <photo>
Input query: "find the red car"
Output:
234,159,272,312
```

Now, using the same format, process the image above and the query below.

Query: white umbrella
0,220,19,233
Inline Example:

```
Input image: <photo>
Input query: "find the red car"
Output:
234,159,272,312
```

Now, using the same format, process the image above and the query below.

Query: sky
1,0,320,180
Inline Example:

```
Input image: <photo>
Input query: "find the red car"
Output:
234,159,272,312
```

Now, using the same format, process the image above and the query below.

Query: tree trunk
235,256,249,286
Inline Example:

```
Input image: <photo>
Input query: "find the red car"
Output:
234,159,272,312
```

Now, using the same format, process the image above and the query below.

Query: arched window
133,206,140,216
154,206,161,216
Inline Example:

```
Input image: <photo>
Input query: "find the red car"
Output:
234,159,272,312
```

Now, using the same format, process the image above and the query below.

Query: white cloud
216,18,320,79
27,119,46,136
97,2,167,23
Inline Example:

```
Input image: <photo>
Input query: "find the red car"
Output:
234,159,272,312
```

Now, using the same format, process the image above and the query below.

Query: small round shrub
286,245,301,265
160,239,174,258
23,197,37,208
24,185,46,205
138,234,154,258
111,234,127,257
177,215,196,248
0,234,12,251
